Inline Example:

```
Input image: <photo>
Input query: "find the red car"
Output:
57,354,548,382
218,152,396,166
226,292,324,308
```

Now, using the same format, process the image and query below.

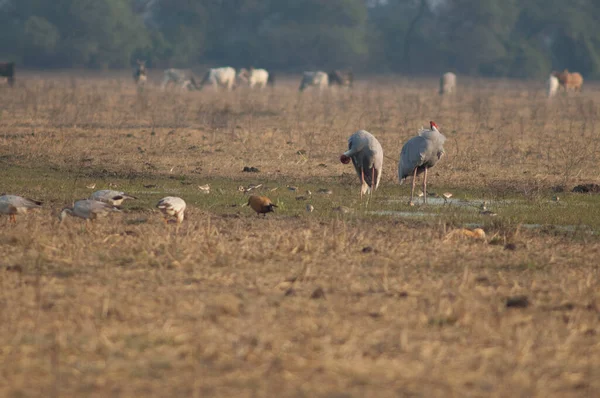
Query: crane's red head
430,121,439,130
340,154,351,164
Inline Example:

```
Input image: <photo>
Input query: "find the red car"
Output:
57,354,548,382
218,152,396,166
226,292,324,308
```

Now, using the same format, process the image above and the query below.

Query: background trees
0,0,599,79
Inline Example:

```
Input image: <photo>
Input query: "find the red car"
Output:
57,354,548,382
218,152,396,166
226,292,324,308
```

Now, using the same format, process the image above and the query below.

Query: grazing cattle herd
1,61,589,97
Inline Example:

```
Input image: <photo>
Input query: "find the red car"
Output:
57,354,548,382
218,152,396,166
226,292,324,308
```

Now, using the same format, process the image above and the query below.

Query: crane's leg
423,167,428,205
9,214,16,224
371,168,376,194
410,167,418,206
360,167,365,200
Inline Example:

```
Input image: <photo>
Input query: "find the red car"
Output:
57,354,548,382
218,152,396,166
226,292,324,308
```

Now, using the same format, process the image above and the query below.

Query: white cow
161,68,197,90
237,68,270,89
299,71,329,91
547,75,559,98
198,67,236,90
439,72,457,95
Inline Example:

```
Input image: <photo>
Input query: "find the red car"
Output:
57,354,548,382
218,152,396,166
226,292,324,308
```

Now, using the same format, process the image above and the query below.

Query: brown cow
552,69,583,92
0,62,15,87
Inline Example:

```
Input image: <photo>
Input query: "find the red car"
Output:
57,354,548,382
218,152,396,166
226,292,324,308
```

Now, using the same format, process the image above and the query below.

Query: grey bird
398,121,446,205
59,199,120,223
340,130,383,199
0,195,43,223
90,190,137,207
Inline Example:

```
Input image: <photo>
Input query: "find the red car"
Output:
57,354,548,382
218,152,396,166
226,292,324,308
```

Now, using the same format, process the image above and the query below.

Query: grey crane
59,199,120,223
90,190,137,207
398,121,446,205
340,130,383,199
0,195,42,223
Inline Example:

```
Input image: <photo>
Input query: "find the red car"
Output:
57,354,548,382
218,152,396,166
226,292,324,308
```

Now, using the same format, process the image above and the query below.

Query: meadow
0,71,600,397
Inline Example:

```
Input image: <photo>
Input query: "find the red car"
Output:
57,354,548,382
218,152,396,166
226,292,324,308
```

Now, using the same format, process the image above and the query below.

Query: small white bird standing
90,190,137,207
59,199,120,223
0,195,43,223
398,121,447,205
340,130,383,199
156,197,186,224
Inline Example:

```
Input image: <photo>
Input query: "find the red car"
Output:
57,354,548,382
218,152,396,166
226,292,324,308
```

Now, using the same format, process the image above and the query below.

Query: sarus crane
340,130,383,199
398,121,446,205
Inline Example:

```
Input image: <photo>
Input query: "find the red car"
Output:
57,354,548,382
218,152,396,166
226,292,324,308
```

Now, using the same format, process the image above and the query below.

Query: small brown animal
247,195,277,216
552,69,583,91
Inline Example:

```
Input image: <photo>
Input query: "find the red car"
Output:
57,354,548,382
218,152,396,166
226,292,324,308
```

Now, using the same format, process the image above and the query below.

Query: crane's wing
0,195,42,208
78,200,118,215
398,136,428,182
90,190,110,201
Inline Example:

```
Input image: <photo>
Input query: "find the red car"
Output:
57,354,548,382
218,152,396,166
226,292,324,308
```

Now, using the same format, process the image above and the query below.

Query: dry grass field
1,71,600,397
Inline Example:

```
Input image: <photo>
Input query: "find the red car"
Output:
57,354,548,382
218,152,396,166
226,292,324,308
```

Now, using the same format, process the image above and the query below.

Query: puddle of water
384,197,517,208
369,211,436,217
385,197,461,206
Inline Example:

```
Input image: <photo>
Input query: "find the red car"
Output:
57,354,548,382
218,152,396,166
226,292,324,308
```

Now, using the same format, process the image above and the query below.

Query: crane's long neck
343,147,360,157
343,149,354,157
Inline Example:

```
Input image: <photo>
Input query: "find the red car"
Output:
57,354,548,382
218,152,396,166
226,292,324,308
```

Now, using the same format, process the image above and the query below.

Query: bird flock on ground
0,120,454,225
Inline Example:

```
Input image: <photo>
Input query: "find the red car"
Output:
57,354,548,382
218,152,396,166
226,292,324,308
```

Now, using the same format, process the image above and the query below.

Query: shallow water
383,196,515,208
369,210,434,217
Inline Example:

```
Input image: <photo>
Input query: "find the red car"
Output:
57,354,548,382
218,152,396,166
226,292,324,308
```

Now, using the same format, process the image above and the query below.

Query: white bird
156,197,186,224
90,190,137,207
442,192,453,204
59,199,119,223
198,184,210,193
0,195,43,223
340,130,383,199
398,121,446,205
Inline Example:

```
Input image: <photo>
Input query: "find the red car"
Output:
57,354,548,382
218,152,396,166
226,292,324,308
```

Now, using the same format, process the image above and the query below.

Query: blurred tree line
1,0,599,79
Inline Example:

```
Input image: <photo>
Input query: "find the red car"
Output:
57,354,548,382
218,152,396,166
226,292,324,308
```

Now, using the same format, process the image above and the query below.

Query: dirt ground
0,71,599,397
